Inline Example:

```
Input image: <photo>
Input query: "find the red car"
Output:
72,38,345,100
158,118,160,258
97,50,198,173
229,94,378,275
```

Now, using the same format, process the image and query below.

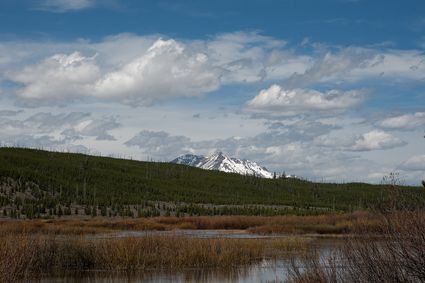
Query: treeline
0,199,326,219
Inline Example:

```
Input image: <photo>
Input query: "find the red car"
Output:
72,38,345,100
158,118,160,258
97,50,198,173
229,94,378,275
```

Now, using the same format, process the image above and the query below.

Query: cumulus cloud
8,52,100,105
350,130,407,151
6,39,221,106
287,47,425,86
0,111,119,144
3,32,425,107
35,0,96,12
61,117,120,141
0,32,311,107
93,39,220,104
376,112,425,130
315,130,406,151
245,84,365,117
400,155,425,171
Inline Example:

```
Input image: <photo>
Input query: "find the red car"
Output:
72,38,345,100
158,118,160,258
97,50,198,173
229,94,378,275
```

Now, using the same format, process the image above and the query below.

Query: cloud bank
0,32,424,184
3,32,424,108
245,85,365,117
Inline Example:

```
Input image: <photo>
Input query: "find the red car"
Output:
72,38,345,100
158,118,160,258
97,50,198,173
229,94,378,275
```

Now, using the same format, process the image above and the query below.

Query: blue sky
1,0,425,48
0,0,424,184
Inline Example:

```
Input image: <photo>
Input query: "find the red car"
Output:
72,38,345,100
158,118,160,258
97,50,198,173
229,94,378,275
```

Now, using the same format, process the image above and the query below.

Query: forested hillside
0,148,423,218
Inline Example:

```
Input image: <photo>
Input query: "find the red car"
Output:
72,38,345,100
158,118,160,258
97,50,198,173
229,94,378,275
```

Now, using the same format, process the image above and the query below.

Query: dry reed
0,234,307,283
0,211,383,236
286,210,425,283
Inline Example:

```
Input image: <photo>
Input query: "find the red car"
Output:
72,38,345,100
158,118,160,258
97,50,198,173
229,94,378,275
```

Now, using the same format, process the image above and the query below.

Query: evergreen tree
91,206,97,217
58,206,63,217
100,206,107,217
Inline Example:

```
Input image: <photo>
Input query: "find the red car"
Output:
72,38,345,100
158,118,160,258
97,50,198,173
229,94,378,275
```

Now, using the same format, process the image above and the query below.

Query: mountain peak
171,152,274,178
210,151,225,158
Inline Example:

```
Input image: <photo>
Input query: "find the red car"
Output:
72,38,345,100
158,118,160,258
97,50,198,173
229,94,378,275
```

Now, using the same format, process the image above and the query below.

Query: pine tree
58,206,63,217
100,206,107,217
91,206,97,217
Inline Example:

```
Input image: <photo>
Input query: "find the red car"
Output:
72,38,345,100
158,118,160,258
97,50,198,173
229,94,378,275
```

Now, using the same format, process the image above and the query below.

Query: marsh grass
0,233,308,283
286,211,425,283
0,212,383,236
247,211,381,235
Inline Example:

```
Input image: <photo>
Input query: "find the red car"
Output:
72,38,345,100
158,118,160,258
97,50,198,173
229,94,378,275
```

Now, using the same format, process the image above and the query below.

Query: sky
0,0,424,184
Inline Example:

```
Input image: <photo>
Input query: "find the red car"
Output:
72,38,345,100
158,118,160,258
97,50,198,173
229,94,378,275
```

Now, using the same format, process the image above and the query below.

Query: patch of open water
34,230,342,283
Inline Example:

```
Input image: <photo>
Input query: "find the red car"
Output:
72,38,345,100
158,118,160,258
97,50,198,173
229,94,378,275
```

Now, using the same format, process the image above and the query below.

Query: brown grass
247,211,381,235
342,210,425,282
0,211,384,236
286,210,425,283
0,234,308,283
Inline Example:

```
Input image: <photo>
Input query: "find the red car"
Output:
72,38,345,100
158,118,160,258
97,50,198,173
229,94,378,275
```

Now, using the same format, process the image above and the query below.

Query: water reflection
90,229,289,240
33,234,341,282
34,259,292,283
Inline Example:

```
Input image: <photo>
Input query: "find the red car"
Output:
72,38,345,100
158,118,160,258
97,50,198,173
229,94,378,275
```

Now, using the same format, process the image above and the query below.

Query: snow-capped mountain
171,152,274,178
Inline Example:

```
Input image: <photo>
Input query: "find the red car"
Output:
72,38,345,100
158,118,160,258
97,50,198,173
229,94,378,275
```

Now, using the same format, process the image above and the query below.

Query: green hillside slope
0,147,423,218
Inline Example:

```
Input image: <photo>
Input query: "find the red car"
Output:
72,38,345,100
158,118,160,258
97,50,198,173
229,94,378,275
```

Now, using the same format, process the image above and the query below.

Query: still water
35,259,292,283
33,230,339,283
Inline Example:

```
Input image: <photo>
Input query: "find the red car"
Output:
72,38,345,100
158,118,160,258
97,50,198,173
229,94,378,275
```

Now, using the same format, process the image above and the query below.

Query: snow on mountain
171,154,205,167
171,152,274,178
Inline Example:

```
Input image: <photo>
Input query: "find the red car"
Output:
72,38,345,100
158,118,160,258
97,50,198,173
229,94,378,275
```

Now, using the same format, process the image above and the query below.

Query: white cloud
3,33,425,107
8,52,100,104
24,112,90,130
62,117,120,141
0,111,119,144
377,112,425,130
315,130,407,151
5,39,222,106
204,32,300,83
349,50,425,81
400,155,425,171
123,129,388,182
36,0,95,12
288,47,373,86
287,48,425,86
0,32,311,107
93,39,221,104
245,84,365,117
125,130,193,160
266,119,341,140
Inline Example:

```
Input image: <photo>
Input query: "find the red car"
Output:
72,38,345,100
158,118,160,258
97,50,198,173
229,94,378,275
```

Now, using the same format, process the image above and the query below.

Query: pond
33,230,342,283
